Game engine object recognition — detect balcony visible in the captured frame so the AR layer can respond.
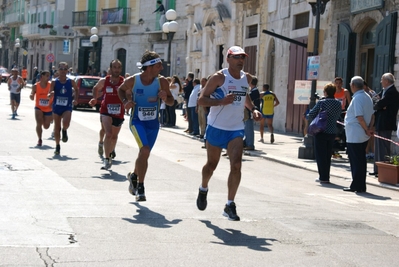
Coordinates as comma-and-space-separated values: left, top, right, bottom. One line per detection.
21, 23, 40, 39
21, 24, 74, 40
0, 23, 10, 35
72, 11, 100, 34
39, 24, 74, 40
101, 7, 131, 33
5, 12, 25, 26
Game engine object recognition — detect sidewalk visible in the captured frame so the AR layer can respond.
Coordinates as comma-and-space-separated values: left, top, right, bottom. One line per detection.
161, 108, 399, 192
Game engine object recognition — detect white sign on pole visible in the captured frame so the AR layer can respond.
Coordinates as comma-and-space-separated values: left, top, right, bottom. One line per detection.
307, 56, 320, 80
293, 80, 331, 104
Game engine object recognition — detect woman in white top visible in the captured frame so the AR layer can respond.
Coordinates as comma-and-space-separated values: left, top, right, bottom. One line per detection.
166, 75, 183, 127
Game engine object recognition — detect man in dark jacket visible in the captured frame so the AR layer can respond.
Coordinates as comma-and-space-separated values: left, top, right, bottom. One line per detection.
371, 73, 399, 176
183, 72, 194, 132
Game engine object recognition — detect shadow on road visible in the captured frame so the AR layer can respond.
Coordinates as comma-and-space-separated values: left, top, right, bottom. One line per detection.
92, 170, 127, 182
122, 202, 182, 228
200, 220, 277, 251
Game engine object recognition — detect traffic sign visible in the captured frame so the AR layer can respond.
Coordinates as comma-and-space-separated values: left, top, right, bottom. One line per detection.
46, 53, 55, 63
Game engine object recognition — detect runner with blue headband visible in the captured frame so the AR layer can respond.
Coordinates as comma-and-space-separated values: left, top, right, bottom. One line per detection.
117, 50, 174, 201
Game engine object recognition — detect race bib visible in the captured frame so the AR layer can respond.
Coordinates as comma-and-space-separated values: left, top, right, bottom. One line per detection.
39, 98, 49, 106
56, 97, 68, 106
229, 91, 246, 106
107, 104, 121, 115
106, 86, 113, 93
138, 106, 157, 121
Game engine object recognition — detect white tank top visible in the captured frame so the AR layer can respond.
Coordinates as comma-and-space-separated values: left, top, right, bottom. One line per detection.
207, 68, 249, 131
10, 77, 21, 94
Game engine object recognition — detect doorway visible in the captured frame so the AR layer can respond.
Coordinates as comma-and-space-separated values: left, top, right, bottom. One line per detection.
359, 23, 376, 87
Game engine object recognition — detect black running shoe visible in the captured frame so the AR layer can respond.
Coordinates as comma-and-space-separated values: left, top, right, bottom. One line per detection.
127, 172, 138, 195
62, 129, 68, 143
196, 189, 208, 211
223, 202, 240, 221
54, 144, 60, 155
110, 150, 116, 159
136, 185, 146, 201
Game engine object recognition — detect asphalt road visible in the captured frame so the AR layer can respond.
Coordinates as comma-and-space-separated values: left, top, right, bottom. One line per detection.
1, 84, 399, 266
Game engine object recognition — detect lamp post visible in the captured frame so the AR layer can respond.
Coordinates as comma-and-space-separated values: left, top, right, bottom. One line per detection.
15, 38, 20, 69
308, 0, 329, 109
162, 9, 178, 77
90, 27, 99, 75
298, 0, 330, 159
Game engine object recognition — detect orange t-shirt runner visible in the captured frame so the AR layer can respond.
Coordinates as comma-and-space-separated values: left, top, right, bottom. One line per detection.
35, 81, 53, 112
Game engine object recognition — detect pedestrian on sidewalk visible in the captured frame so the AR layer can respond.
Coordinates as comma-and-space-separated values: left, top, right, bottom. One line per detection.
118, 50, 174, 201
183, 72, 194, 133
165, 75, 182, 127
308, 83, 341, 184
370, 73, 399, 177
187, 78, 201, 135
244, 77, 260, 150
197, 77, 209, 140
343, 76, 374, 193
196, 46, 262, 221
259, 84, 279, 144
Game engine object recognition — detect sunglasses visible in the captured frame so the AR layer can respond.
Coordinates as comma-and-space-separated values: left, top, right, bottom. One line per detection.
229, 55, 246, 59
59, 67, 68, 71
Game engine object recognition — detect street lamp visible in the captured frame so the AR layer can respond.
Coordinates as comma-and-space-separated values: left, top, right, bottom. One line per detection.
15, 38, 20, 68
90, 27, 99, 75
162, 9, 178, 76
298, 0, 330, 159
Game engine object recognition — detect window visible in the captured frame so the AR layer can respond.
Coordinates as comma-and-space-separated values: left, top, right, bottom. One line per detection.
247, 24, 258, 39
293, 12, 309, 30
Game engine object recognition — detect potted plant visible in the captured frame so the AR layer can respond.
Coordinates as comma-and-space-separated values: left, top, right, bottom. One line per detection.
376, 155, 399, 185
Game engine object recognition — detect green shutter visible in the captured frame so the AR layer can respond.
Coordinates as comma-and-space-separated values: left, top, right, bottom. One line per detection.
118, 0, 127, 7
43, 11, 46, 23
372, 12, 398, 92
168, 0, 176, 10
88, 0, 97, 26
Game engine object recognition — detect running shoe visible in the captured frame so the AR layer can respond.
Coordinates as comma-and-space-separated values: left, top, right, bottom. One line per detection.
11, 113, 15, 120
54, 144, 60, 155
110, 150, 116, 159
101, 158, 112, 170
62, 129, 68, 143
127, 172, 138, 195
196, 189, 208, 211
98, 143, 104, 156
258, 138, 264, 143
223, 202, 240, 221
332, 152, 342, 159
136, 185, 146, 201
270, 133, 275, 144
37, 139, 42, 147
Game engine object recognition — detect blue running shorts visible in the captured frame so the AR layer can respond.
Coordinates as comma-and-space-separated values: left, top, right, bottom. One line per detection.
129, 119, 159, 150
205, 125, 244, 149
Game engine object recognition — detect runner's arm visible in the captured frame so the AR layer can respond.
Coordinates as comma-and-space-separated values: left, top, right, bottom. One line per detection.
198, 72, 233, 107
30, 84, 37, 101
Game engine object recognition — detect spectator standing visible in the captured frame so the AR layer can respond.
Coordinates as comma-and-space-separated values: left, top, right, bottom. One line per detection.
244, 77, 260, 150
183, 72, 194, 133
152, 1, 165, 29
308, 83, 342, 184
343, 76, 374, 192
32, 67, 39, 85
21, 66, 28, 87
166, 75, 182, 127
370, 73, 399, 176
197, 77, 209, 139
188, 78, 201, 135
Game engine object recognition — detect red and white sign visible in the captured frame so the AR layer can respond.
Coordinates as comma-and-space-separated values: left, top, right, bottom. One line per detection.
46, 53, 55, 63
